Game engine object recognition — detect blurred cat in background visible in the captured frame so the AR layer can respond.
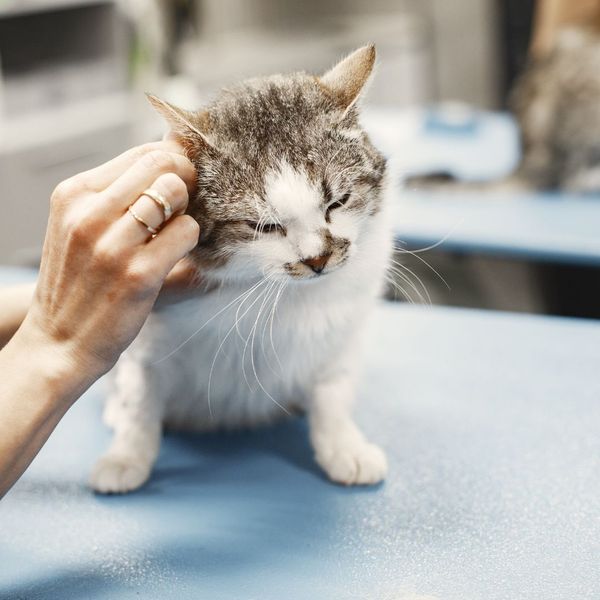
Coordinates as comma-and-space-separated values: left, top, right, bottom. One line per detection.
90, 45, 393, 494
410, 26, 600, 194
511, 26, 600, 192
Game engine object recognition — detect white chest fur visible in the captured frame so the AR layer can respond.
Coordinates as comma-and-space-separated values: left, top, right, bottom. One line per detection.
107, 207, 392, 432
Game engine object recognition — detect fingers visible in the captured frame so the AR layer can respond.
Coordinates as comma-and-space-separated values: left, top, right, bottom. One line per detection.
138, 215, 200, 281
155, 258, 205, 308
109, 172, 190, 248
102, 149, 196, 213
78, 140, 187, 192
162, 257, 200, 289
162, 130, 179, 143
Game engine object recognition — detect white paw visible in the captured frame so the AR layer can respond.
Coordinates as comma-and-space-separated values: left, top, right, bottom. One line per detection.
315, 439, 388, 486
89, 455, 152, 494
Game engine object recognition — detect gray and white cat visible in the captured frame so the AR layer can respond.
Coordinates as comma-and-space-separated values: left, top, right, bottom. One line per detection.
90, 45, 393, 494
510, 26, 600, 192
409, 26, 600, 194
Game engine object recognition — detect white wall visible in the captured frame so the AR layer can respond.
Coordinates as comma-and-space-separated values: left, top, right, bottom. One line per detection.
429, 0, 501, 108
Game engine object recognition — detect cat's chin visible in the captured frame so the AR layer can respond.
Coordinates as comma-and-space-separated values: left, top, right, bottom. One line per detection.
285, 270, 341, 284
210, 273, 328, 288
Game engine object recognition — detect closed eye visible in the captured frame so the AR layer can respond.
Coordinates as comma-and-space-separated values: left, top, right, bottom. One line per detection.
245, 220, 285, 234
326, 192, 351, 216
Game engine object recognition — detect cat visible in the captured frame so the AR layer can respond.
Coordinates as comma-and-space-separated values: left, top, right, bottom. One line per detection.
90, 45, 394, 494
408, 26, 600, 194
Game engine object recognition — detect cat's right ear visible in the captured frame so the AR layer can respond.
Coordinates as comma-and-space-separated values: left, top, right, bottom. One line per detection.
318, 44, 376, 114
146, 93, 215, 158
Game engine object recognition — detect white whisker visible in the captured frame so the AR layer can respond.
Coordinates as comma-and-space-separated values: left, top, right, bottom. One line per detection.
259, 280, 283, 377
395, 218, 464, 255
241, 279, 276, 391
387, 267, 425, 304
394, 248, 451, 290
238, 277, 291, 415
152, 278, 266, 365
389, 259, 432, 305
385, 274, 414, 304
206, 278, 271, 418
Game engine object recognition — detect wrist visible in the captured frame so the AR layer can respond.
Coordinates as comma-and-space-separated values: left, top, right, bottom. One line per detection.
0, 282, 36, 348
6, 319, 108, 409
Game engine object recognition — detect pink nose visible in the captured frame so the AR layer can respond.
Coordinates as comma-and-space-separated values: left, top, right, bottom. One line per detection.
302, 253, 331, 274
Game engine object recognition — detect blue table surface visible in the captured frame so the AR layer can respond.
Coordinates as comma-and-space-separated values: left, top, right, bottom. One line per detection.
363, 107, 600, 266
1, 268, 599, 600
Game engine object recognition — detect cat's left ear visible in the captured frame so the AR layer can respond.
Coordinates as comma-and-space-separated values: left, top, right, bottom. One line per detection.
318, 44, 376, 114
146, 93, 215, 158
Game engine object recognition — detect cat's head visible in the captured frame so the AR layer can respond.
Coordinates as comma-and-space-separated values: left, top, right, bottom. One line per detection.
148, 45, 386, 284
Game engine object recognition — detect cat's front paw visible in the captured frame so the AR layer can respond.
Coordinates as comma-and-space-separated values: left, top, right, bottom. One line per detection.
315, 439, 388, 486
89, 455, 152, 494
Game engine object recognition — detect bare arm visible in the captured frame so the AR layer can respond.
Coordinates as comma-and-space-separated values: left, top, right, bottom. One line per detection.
0, 325, 94, 494
0, 283, 35, 349
0, 140, 200, 498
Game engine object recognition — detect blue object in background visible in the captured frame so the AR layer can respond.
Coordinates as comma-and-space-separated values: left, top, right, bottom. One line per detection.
422, 102, 480, 137
362, 105, 521, 183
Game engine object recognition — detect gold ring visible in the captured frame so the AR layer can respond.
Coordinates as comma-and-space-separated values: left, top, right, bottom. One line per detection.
142, 188, 173, 221
128, 205, 158, 235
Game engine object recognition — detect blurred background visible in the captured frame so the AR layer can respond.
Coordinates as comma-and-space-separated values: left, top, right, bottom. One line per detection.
0, 0, 598, 317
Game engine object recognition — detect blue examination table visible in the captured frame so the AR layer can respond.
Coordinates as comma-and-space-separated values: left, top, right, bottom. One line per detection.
1, 268, 599, 599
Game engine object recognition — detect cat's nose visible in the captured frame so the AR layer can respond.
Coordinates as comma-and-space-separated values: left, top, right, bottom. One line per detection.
302, 253, 331, 274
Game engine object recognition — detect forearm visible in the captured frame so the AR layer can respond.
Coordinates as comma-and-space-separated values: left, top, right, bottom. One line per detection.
0, 283, 35, 348
0, 325, 97, 498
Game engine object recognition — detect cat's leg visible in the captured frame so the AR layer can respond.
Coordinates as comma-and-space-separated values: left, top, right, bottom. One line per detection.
90, 357, 164, 494
308, 369, 387, 486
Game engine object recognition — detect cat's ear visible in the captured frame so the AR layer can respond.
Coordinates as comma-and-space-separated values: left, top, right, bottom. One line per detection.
146, 93, 215, 157
318, 44, 376, 112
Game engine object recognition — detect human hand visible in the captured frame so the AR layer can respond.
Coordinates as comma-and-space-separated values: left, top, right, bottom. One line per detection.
18, 141, 200, 382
